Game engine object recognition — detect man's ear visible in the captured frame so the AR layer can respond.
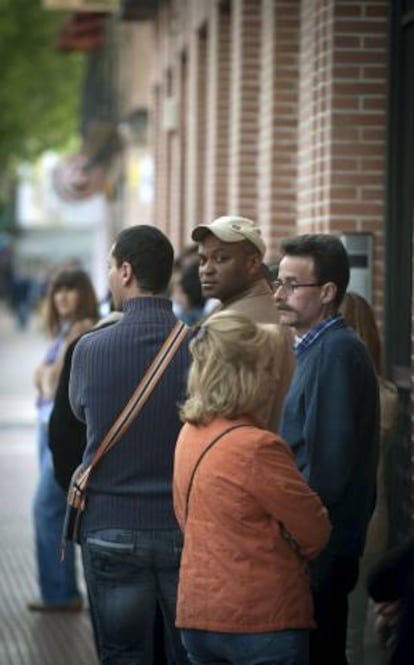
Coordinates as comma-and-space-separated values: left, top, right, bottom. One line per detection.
121, 261, 134, 286
247, 252, 262, 276
320, 281, 337, 305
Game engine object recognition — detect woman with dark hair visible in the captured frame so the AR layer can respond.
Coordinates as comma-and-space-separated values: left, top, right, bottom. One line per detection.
28, 268, 98, 612
340, 291, 398, 665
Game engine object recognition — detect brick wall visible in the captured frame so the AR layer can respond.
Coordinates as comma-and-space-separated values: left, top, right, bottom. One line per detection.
182, 28, 208, 238
151, 84, 165, 233
331, 1, 388, 319
168, 57, 186, 250
150, 0, 388, 288
151, 6, 171, 238
151, 2, 211, 245
205, 2, 231, 220
228, 0, 261, 220
297, 0, 388, 323
297, 0, 333, 235
258, 0, 300, 259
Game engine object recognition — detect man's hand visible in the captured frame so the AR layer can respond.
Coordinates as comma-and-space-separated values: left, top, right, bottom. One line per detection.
374, 601, 399, 648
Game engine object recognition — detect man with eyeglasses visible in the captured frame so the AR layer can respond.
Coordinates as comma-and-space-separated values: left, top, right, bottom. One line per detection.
275, 233, 380, 665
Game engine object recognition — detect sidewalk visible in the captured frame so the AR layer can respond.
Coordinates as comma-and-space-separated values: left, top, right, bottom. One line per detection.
0, 304, 97, 665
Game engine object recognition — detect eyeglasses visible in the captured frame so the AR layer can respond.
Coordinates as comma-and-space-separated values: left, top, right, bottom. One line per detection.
272, 279, 322, 295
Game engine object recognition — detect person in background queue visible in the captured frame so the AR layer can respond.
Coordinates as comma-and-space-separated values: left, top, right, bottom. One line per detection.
29, 268, 98, 612
340, 291, 399, 665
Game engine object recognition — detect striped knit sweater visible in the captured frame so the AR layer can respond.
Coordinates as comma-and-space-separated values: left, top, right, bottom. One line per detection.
69, 297, 190, 532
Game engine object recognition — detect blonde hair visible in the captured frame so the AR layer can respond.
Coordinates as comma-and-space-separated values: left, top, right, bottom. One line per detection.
180, 310, 283, 426
340, 291, 381, 374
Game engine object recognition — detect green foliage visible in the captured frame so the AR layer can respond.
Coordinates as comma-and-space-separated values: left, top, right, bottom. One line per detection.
0, 0, 84, 170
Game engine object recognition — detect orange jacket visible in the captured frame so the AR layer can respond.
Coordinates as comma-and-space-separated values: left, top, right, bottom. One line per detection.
173, 416, 331, 633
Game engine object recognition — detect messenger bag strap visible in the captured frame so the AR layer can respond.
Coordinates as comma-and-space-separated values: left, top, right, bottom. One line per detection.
184, 424, 251, 523
76, 320, 188, 493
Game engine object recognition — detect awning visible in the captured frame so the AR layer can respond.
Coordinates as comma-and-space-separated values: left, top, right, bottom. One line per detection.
56, 12, 107, 51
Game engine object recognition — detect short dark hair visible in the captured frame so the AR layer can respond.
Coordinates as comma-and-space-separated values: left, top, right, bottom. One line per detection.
280, 234, 350, 307
112, 225, 174, 294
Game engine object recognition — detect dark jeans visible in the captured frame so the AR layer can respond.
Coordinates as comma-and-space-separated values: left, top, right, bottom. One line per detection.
181, 628, 309, 665
310, 552, 359, 665
81, 528, 190, 665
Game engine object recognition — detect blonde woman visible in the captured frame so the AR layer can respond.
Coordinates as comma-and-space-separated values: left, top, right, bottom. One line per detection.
173, 311, 331, 665
29, 268, 98, 612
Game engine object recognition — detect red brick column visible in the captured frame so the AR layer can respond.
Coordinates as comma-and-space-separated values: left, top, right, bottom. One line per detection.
297, 0, 333, 235
151, 8, 171, 238
151, 83, 168, 235
331, 1, 388, 312
205, 2, 231, 221
183, 28, 208, 239
258, 0, 300, 259
228, 0, 261, 219
168, 58, 187, 251
297, 0, 388, 310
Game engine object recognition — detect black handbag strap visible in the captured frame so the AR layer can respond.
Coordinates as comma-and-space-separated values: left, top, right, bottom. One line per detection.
184, 424, 250, 522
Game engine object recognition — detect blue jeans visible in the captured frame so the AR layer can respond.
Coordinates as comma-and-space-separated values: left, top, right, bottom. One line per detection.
81, 527, 190, 665
33, 419, 80, 603
181, 629, 309, 665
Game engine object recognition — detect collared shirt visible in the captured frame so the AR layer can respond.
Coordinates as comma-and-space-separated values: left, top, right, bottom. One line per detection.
294, 315, 342, 356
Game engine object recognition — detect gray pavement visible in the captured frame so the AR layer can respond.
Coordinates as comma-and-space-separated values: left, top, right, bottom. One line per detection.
0, 304, 97, 665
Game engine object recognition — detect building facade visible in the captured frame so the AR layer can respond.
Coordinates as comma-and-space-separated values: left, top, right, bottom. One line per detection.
135, 0, 413, 536
44, 0, 414, 535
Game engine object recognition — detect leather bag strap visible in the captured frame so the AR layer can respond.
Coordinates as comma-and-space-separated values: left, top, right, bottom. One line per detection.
184, 424, 250, 522
76, 320, 188, 493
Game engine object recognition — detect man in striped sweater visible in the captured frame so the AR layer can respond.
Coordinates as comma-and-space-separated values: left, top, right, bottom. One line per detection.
69, 225, 191, 665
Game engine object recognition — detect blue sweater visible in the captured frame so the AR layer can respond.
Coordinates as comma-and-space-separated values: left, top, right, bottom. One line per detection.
69, 297, 190, 532
280, 318, 379, 558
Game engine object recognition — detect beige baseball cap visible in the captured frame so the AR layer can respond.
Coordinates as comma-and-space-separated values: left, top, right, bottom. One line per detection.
191, 215, 266, 256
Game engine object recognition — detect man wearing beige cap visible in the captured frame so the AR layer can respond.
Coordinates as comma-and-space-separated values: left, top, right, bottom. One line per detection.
192, 215, 294, 430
